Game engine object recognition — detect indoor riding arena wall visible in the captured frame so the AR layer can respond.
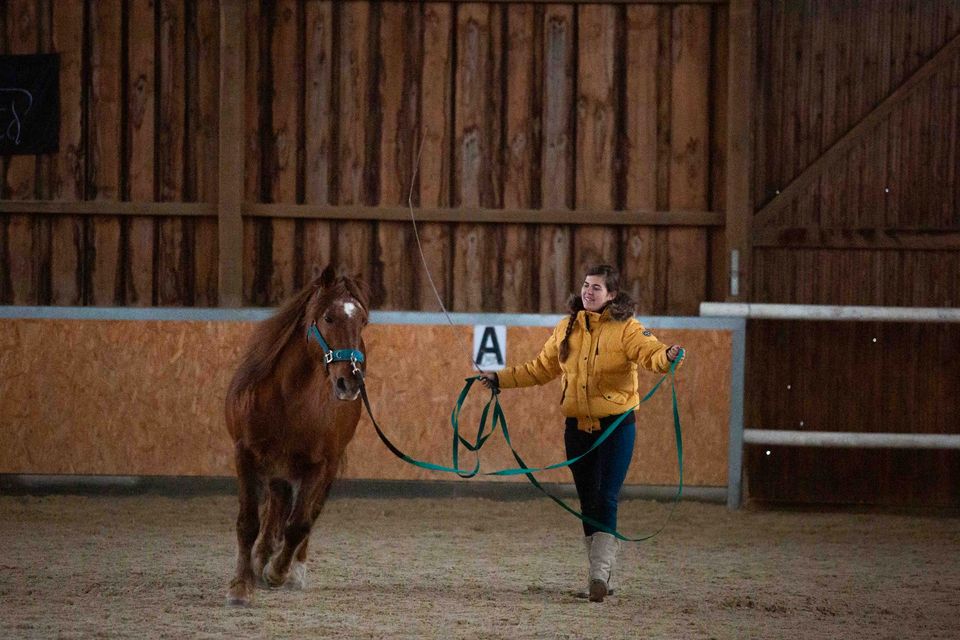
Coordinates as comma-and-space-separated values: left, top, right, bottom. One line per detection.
0, 312, 732, 489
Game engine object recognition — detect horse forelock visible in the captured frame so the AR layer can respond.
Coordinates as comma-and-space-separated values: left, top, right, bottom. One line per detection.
309, 275, 370, 320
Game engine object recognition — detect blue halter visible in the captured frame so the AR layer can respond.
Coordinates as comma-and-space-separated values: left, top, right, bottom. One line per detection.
308, 323, 365, 369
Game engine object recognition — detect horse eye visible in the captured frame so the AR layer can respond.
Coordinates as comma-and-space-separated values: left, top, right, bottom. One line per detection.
323, 314, 333, 323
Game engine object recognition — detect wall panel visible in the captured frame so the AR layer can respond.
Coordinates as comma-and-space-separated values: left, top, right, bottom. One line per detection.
0, 1, 727, 315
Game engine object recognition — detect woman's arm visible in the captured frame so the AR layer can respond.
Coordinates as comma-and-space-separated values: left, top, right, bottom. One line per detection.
482, 321, 565, 390
622, 320, 681, 373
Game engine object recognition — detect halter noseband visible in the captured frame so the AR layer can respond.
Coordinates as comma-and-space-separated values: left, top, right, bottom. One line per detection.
308, 323, 365, 374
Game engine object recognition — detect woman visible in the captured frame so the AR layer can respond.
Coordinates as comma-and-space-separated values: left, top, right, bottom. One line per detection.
479, 264, 683, 603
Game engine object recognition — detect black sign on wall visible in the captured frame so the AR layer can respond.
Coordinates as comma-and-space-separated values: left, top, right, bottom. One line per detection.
0, 54, 60, 155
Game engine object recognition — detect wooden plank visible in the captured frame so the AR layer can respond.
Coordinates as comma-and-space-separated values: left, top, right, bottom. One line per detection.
454, 3, 501, 209
707, 1, 728, 303
667, 4, 710, 314
157, 0, 186, 305
35, 0, 53, 205
503, 4, 537, 211
751, 0, 769, 209
217, 0, 244, 307
621, 5, 659, 312
415, 2, 454, 311
304, 1, 333, 205
803, 0, 825, 227
538, 4, 574, 311
243, 0, 266, 304
4, 213, 34, 304
51, 0, 84, 202
88, 0, 123, 306
652, 5, 672, 313
242, 217, 260, 305
0, 201, 214, 215
87, 0, 122, 202
269, 0, 299, 206
337, 1, 373, 281
778, 1, 799, 223
193, 0, 219, 204
301, 217, 332, 283
127, 0, 156, 203
539, 4, 574, 210
428, 0, 729, 4
266, 0, 299, 303
190, 0, 218, 309
789, 1, 807, 181
753, 227, 960, 251
4, 0, 38, 201
0, 199, 720, 225
573, 4, 619, 275
931, 37, 952, 230
126, 0, 157, 306
376, 2, 419, 309
756, 15, 960, 228
242, 203, 722, 225
302, 0, 333, 285
244, 0, 262, 203
453, 3, 502, 311
4, 0, 39, 304
951, 53, 960, 229
502, 4, 537, 312
378, 2, 419, 207
338, 1, 371, 206
48, 1, 84, 305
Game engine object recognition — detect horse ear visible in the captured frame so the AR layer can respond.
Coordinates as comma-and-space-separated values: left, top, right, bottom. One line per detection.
317, 264, 336, 289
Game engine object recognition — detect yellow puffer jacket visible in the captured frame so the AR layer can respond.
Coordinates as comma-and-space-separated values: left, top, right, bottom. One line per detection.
497, 306, 674, 432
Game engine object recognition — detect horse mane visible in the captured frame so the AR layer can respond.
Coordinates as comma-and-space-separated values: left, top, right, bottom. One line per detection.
231, 272, 370, 393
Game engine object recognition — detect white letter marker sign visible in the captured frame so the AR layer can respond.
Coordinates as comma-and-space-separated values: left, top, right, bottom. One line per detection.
473, 325, 506, 372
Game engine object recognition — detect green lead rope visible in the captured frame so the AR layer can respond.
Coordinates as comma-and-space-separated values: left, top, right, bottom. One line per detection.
358, 350, 684, 541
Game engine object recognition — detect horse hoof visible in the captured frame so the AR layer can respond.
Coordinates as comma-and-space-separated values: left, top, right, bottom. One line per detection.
262, 558, 286, 588
285, 561, 308, 590
226, 579, 254, 606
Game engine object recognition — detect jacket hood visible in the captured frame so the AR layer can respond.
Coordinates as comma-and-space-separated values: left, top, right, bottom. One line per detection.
565, 292, 635, 321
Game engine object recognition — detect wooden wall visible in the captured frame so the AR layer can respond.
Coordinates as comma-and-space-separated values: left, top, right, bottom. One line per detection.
751, 0, 960, 305
0, 0, 220, 307
0, 317, 731, 489
0, 1, 728, 315
744, 0, 960, 506
242, 0, 729, 313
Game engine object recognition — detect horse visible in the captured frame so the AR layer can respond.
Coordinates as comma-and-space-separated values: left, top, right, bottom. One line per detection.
224, 265, 370, 606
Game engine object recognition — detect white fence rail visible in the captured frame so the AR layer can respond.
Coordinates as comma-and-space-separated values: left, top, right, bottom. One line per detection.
700, 302, 960, 508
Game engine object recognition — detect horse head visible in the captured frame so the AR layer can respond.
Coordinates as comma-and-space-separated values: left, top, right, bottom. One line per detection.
305, 265, 370, 401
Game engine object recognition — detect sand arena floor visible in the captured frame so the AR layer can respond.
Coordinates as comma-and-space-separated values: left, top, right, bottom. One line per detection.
0, 493, 957, 639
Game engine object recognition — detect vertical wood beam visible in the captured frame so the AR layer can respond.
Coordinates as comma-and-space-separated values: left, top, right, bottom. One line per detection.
725, 0, 755, 301
218, 2, 245, 307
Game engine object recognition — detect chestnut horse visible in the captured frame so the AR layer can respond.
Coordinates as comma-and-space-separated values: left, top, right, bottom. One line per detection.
225, 266, 369, 606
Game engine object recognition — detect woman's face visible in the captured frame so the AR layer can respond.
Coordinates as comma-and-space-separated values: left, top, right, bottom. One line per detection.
581, 275, 616, 312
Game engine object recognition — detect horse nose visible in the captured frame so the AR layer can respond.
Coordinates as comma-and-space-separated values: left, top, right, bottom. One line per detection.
335, 376, 359, 400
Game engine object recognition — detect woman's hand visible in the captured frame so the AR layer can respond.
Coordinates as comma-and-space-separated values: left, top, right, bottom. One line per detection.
666, 344, 684, 362
478, 372, 499, 390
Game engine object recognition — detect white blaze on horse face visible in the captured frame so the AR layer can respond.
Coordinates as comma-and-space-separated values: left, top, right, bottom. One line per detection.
343, 301, 358, 318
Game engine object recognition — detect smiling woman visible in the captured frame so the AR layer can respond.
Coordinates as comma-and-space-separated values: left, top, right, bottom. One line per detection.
478, 264, 685, 601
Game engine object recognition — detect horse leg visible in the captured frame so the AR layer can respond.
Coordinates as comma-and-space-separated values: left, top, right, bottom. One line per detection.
226, 445, 262, 606
263, 460, 333, 588
285, 473, 336, 590
252, 479, 292, 581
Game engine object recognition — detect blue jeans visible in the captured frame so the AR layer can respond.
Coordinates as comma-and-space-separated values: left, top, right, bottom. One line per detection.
564, 412, 637, 536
